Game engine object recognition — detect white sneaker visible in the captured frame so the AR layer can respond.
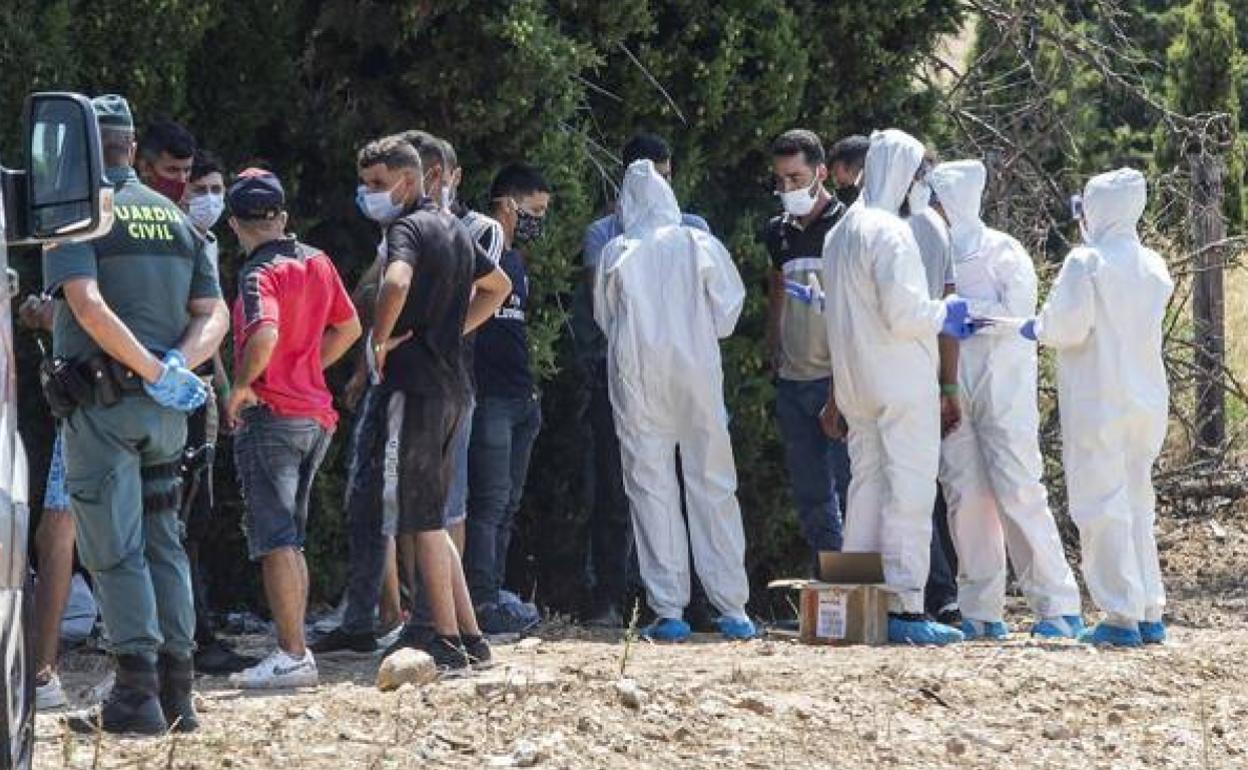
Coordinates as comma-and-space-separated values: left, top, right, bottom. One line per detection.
35, 672, 68, 710
229, 648, 318, 689
376, 622, 404, 654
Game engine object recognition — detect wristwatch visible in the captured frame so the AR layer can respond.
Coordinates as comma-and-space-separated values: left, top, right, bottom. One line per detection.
940, 383, 960, 396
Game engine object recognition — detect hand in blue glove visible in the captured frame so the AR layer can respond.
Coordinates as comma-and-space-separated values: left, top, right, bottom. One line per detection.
164, 349, 189, 371
1020, 318, 1037, 341
145, 351, 208, 412
785, 279, 826, 312
940, 297, 975, 340
784, 279, 815, 306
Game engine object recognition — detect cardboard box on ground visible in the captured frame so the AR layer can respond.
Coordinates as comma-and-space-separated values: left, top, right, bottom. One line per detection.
768, 553, 892, 646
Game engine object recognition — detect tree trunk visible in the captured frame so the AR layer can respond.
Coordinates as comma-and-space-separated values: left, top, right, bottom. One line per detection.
1190, 152, 1226, 460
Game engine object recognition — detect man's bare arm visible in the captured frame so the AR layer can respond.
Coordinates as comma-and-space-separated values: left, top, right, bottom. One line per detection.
766, 269, 784, 372
177, 297, 230, 369
464, 266, 512, 334
234, 326, 278, 390
62, 278, 163, 383
372, 261, 413, 348
321, 316, 363, 369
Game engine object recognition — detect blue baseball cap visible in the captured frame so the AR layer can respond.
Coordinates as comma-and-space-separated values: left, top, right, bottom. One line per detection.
227, 167, 285, 220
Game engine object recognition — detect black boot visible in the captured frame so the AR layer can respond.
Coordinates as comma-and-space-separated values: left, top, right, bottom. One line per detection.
158, 654, 200, 733
66, 655, 167, 736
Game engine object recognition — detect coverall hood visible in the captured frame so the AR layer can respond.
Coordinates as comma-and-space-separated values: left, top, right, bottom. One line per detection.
862, 129, 926, 215
620, 159, 682, 236
1082, 167, 1147, 245
929, 159, 988, 261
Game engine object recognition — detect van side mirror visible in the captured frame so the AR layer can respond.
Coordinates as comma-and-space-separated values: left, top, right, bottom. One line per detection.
1, 92, 113, 246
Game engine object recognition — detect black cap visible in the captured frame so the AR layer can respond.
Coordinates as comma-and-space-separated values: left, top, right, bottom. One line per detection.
227, 168, 285, 220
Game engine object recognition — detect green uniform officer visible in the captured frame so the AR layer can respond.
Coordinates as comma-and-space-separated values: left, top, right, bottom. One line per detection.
47, 95, 229, 736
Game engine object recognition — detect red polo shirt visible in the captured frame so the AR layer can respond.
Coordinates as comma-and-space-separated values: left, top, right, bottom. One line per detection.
232, 237, 355, 430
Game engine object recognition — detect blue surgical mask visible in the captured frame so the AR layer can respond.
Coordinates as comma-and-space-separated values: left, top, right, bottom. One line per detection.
356, 183, 404, 223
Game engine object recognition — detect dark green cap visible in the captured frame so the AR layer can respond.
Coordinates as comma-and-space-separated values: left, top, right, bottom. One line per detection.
91, 94, 133, 130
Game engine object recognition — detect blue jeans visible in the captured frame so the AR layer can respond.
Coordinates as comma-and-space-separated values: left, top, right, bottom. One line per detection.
925, 487, 959, 616
775, 378, 849, 569
342, 387, 389, 635
465, 394, 542, 608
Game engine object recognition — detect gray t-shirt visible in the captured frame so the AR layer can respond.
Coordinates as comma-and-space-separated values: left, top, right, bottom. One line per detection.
908, 208, 955, 300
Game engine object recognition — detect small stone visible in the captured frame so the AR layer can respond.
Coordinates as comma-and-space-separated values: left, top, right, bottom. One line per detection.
1108, 712, 1124, 726
516, 637, 543, 652
861, 728, 879, 742
946, 737, 968, 756
376, 648, 438, 691
1043, 723, 1075, 741
511, 739, 541, 767
698, 698, 729, 717
614, 678, 648, 709
576, 715, 597, 733
303, 705, 326, 721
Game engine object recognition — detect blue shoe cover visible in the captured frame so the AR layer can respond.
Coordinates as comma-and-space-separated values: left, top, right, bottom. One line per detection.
1139, 621, 1166, 645
717, 617, 759, 640
888, 616, 965, 645
1032, 615, 1085, 639
640, 617, 690, 642
961, 619, 1009, 640
1078, 621, 1143, 647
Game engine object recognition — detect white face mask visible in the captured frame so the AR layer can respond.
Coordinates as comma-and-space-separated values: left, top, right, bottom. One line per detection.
907, 179, 931, 217
187, 193, 224, 231
356, 182, 404, 223
779, 179, 819, 217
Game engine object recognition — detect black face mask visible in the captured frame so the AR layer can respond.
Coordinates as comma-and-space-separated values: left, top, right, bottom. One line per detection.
514, 209, 545, 244
835, 185, 859, 206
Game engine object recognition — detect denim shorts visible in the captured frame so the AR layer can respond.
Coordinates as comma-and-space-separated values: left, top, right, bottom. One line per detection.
234, 407, 332, 561
45, 430, 70, 511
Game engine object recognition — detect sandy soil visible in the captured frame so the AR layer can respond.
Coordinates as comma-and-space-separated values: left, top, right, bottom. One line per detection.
32, 507, 1248, 770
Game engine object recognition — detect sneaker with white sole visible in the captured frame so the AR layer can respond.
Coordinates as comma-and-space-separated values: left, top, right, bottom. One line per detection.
376, 621, 404, 653
35, 671, 68, 710
228, 648, 318, 689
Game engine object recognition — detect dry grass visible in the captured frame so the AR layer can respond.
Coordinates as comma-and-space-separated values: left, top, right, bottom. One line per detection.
1225, 266, 1248, 386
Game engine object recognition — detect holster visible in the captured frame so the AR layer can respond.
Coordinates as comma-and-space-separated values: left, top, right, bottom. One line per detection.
40, 356, 92, 419
40, 352, 149, 418
179, 386, 219, 524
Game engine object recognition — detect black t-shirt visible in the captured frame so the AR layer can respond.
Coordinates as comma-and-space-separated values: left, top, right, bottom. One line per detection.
474, 248, 532, 398
759, 198, 845, 272
382, 200, 495, 397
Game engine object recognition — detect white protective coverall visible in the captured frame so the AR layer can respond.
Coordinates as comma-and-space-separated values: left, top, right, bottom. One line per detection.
1034, 168, 1172, 626
821, 129, 948, 614
928, 160, 1081, 622
594, 160, 750, 622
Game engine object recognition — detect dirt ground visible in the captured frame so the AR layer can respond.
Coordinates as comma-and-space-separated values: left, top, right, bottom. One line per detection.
33, 505, 1248, 770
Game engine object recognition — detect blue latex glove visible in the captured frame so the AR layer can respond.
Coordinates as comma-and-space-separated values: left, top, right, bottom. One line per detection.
164, 349, 188, 371
783, 278, 823, 308
940, 297, 974, 340
1020, 318, 1037, 341
145, 351, 208, 412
